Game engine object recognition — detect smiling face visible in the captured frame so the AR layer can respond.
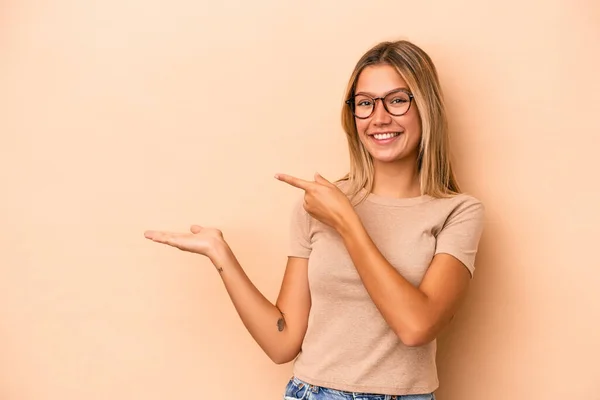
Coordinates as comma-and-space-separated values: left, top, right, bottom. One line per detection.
353, 64, 422, 168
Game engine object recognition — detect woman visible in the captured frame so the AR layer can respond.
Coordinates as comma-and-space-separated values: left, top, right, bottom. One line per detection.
144, 39, 485, 400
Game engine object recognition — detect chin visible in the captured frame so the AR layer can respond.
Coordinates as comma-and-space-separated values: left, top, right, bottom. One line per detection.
370, 150, 417, 165
373, 156, 405, 164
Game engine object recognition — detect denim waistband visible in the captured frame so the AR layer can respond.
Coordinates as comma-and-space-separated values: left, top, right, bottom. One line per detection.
283, 376, 436, 400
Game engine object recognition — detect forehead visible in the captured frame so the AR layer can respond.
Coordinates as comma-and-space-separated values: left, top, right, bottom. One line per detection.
355, 64, 408, 95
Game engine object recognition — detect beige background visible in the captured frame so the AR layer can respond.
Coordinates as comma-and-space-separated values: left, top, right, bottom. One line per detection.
1, 1, 599, 399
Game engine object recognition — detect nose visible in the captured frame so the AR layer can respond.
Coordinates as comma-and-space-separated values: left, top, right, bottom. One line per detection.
372, 98, 392, 125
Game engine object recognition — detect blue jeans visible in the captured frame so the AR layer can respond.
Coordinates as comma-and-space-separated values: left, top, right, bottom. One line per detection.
283, 376, 436, 400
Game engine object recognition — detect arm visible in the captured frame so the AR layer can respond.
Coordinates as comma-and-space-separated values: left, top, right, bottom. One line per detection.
273, 172, 483, 347
337, 216, 471, 347
213, 243, 311, 364
144, 225, 311, 364
336, 201, 484, 347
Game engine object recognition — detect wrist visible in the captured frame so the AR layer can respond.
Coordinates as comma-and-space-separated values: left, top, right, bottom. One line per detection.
336, 210, 362, 238
208, 238, 232, 270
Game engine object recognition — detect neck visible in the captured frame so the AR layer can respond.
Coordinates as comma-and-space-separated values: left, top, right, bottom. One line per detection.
371, 158, 421, 199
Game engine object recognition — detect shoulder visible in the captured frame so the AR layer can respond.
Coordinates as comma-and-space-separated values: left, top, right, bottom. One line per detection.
430, 192, 485, 232
452, 192, 483, 211
429, 193, 486, 276
431, 192, 484, 213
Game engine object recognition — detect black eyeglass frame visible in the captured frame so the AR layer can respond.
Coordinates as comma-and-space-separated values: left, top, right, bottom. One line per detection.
345, 89, 414, 119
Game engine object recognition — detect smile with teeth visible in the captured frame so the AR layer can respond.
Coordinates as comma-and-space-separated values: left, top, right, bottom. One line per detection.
372, 132, 401, 140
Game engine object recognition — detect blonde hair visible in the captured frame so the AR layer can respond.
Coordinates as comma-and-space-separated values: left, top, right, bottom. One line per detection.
338, 40, 461, 204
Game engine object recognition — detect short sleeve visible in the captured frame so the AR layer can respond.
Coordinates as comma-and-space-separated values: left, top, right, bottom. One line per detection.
434, 196, 485, 277
288, 196, 312, 258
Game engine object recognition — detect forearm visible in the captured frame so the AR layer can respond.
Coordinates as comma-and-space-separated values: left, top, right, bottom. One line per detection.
210, 244, 298, 363
337, 215, 435, 345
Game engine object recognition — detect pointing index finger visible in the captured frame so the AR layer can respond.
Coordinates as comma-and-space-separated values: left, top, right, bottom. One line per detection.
275, 173, 312, 190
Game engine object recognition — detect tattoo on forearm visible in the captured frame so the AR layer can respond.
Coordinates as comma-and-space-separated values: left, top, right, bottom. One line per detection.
276, 306, 286, 332
216, 267, 223, 274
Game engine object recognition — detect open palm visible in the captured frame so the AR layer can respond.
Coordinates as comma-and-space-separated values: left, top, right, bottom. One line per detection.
144, 225, 224, 260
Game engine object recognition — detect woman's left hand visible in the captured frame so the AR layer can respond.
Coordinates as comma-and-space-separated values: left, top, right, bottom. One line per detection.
275, 172, 356, 233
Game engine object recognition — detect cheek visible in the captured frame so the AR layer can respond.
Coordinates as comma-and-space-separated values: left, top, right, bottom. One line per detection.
355, 119, 369, 136
407, 108, 422, 133
396, 113, 422, 141
354, 120, 371, 148
407, 119, 421, 139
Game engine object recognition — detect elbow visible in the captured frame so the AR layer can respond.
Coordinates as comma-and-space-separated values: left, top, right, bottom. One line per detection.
268, 349, 300, 365
395, 325, 436, 348
263, 334, 303, 364
270, 354, 292, 365
270, 355, 298, 365
401, 333, 434, 348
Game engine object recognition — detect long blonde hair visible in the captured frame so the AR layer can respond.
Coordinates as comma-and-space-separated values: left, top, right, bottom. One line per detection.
338, 40, 461, 204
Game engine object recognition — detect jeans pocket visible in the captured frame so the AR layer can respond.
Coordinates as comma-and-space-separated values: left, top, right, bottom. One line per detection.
402, 394, 435, 400
283, 376, 308, 399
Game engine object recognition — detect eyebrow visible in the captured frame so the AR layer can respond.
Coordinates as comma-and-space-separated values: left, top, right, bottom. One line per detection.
354, 87, 410, 96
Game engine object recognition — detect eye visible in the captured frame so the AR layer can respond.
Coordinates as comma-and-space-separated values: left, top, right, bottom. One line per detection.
355, 95, 373, 107
389, 95, 409, 104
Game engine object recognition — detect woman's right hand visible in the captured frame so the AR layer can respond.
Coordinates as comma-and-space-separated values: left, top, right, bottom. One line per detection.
144, 224, 227, 263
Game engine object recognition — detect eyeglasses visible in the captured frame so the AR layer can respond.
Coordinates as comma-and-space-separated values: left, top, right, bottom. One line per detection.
345, 89, 414, 119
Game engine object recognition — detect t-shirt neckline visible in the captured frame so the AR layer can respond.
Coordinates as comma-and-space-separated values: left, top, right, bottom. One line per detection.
358, 189, 433, 207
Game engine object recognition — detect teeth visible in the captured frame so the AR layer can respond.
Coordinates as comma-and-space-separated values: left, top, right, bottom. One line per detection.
373, 132, 400, 140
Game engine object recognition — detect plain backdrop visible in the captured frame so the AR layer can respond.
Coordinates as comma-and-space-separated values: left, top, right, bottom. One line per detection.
1, 1, 599, 399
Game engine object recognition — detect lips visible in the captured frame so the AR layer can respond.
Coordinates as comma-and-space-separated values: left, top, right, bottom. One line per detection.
367, 131, 403, 144
370, 132, 401, 140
